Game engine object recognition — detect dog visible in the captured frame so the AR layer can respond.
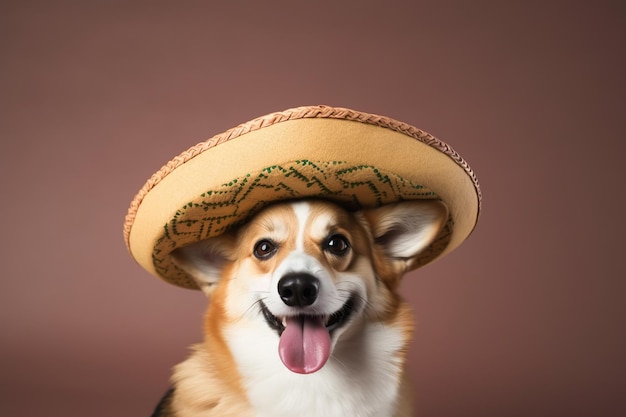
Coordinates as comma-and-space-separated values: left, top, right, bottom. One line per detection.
154, 198, 448, 417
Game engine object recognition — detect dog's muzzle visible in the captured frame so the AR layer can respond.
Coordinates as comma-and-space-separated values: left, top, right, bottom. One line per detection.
260, 274, 357, 375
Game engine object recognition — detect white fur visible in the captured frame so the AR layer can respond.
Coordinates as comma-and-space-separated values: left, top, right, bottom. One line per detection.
292, 201, 310, 251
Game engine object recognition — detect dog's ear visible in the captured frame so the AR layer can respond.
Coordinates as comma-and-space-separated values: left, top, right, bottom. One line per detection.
363, 200, 448, 274
171, 233, 236, 297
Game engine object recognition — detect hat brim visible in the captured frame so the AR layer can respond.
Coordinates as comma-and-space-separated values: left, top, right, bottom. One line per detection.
124, 105, 481, 289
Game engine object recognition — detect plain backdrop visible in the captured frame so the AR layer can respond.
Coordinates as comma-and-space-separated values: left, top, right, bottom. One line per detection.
1, 1, 625, 416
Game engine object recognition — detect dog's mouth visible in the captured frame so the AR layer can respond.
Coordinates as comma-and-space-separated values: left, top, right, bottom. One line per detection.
260, 295, 357, 336
260, 295, 357, 375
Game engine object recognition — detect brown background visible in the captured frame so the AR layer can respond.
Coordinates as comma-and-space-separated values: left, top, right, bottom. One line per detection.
1, 1, 625, 416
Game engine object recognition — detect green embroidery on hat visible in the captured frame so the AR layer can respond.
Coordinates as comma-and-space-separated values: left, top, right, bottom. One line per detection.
152, 160, 449, 288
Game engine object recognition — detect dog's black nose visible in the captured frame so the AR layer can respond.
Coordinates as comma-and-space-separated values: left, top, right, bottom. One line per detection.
278, 274, 320, 307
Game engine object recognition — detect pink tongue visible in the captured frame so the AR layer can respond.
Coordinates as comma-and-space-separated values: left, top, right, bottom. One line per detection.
278, 316, 331, 374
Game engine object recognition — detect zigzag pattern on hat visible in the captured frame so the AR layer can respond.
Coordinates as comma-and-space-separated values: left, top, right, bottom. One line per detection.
151, 160, 451, 289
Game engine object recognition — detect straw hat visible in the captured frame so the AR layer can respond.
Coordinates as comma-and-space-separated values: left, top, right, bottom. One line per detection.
123, 105, 481, 289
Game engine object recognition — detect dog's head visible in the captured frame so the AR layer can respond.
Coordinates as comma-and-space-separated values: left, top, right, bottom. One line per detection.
172, 199, 447, 374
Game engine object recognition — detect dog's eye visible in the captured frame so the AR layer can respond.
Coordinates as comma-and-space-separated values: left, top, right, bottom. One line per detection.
254, 239, 277, 259
323, 234, 350, 256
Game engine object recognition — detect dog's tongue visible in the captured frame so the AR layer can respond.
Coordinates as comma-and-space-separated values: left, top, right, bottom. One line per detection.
278, 316, 330, 374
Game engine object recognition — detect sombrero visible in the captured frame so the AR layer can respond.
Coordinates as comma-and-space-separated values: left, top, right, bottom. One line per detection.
123, 105, 481, 289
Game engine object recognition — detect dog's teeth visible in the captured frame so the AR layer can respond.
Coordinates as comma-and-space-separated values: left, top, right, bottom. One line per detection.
282, 317, 287, 327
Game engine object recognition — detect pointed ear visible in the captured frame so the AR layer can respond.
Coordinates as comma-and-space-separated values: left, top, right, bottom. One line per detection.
363, 200, 448, 273
171, 233, 235, 297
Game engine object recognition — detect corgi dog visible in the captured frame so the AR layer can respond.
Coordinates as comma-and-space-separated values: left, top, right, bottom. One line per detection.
155, 198, 448, 417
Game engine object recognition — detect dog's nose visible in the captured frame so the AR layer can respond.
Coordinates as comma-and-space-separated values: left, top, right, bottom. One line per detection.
278, 274, 320, 307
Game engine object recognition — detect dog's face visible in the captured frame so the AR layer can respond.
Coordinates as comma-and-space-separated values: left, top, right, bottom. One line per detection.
173, 199, 447, 375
